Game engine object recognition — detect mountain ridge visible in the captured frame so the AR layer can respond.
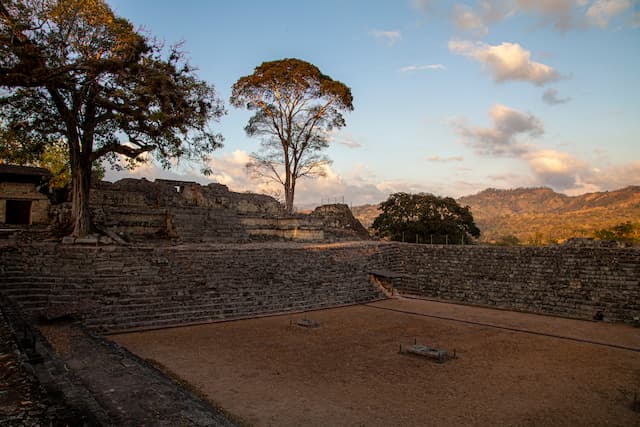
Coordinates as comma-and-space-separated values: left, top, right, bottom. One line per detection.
352, 186, 640, 244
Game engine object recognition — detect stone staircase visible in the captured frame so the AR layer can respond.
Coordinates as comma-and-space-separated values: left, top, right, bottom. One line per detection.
0, 243, 389, 334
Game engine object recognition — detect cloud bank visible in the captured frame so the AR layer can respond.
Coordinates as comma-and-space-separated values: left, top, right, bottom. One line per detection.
453, 103, 639, 194
453, 104, 543, 155
449, 0, 635, 34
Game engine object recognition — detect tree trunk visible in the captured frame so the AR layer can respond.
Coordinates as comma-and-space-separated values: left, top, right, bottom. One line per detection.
284, 183, 295, 215
70, 160, 92, 237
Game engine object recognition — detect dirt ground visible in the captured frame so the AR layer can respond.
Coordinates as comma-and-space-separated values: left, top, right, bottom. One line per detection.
112, 298, 640, 427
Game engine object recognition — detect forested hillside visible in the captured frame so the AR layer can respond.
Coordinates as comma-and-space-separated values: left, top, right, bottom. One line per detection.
352, 186, 640, 245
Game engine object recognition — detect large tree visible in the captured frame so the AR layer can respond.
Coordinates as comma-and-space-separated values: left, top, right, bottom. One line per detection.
230, 58, 353, 214
0, 0, 224, 236
372, 192, 481, 244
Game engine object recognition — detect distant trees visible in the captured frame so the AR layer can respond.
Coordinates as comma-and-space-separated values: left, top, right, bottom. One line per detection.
0, 0, 225, 236
372, 192, 480, 244
594, 221, 640, 244
231, 58, 353, 214
493, 234, 521, 246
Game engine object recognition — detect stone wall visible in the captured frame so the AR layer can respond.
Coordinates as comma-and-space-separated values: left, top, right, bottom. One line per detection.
1, 241, 638, 333
88, 179, 331, 242
385, 242, 640, 323
309, 204, 370, 241
0, 242, 388, 333
0, 182, 50, 225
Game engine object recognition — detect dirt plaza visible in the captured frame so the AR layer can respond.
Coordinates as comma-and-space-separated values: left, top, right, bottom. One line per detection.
112, 298, 640, 427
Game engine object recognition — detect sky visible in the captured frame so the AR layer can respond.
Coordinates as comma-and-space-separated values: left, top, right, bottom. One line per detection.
105, 0, 640, 208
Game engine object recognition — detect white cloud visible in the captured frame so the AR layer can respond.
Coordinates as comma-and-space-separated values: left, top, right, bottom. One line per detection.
452, 4, 490, 35
453, 104, 544, 155
524, 149, 590, 189
448, 1, 634, 33
515, 0, 588, 30
586, 160, 640, 190
337, 139, 363, 149
451, 1, 512, 35
586, 0, 632, 28
368, 29, 402, 46
427, 155, 464, 162
400, 64, 446, 72
449, 39, 560, 85
542, 88, 571, 105
522, 150, 640, 194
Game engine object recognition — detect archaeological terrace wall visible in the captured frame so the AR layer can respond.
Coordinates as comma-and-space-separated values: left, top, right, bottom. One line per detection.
0, 240, 638, 334
382, 241, 640, 323
0, 242, 389, 333
86, 179, 369, 243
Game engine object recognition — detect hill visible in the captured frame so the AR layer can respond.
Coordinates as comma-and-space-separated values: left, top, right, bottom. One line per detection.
352, 186, 640, 244
350, 204, 380, 230
458, 186, 640, 244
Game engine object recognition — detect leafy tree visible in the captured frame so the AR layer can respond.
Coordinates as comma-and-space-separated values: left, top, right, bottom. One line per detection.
0, 0, 224, 236
230, 58, 353, 214
33, 139, 72, 189
372, 192, 480, 244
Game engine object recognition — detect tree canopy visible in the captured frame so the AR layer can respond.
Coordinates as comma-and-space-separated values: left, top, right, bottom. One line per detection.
372, 192, 481, 244
230, 58, 353, 214
0, 0, 224, 236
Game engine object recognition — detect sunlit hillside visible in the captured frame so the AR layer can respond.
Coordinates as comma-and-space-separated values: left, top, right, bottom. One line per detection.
352, 186, 640, 245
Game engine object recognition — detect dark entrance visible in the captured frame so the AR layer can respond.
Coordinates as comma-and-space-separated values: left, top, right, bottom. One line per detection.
5, 200, 32, 224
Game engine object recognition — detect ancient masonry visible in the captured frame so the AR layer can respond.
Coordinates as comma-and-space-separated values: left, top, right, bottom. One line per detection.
78, 178, 369, 242
0, 164, 50, 226
0, 240, 638, 335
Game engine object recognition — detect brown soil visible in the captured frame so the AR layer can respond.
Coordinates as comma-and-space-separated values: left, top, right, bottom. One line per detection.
111, 298, 640, 427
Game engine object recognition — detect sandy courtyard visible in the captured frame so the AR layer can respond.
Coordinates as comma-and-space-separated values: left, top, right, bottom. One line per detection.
112, 298, 640, 426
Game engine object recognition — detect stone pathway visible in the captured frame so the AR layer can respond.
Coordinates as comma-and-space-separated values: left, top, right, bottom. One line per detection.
1, 294, 237, 427
37, 321, 237, 426
0, 308, 75, 426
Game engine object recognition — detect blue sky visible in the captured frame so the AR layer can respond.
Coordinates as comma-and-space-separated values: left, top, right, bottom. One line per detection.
106, 0, 640, 207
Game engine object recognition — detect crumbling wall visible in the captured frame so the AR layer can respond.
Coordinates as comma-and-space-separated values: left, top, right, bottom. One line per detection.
309, 204, 369, 241
88, 179, 327, 242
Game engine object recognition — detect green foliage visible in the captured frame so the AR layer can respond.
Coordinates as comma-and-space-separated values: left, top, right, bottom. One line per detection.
594, 221, 640, 244
371, 192, 480, 244
230, 58, 353, 214
1, 0, 225, 235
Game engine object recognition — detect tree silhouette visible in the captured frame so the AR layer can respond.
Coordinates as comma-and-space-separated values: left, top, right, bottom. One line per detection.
1, 0, 224, 236
372, 192, 480, 244
231, 58, 353, 214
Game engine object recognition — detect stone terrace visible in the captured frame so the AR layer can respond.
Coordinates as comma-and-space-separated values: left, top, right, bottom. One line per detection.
0, 241, 389, 333
0, 240, 638, 335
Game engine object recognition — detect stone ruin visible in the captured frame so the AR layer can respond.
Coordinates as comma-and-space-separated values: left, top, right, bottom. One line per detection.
0, 165, 50, 228
49, 177, 369, 243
